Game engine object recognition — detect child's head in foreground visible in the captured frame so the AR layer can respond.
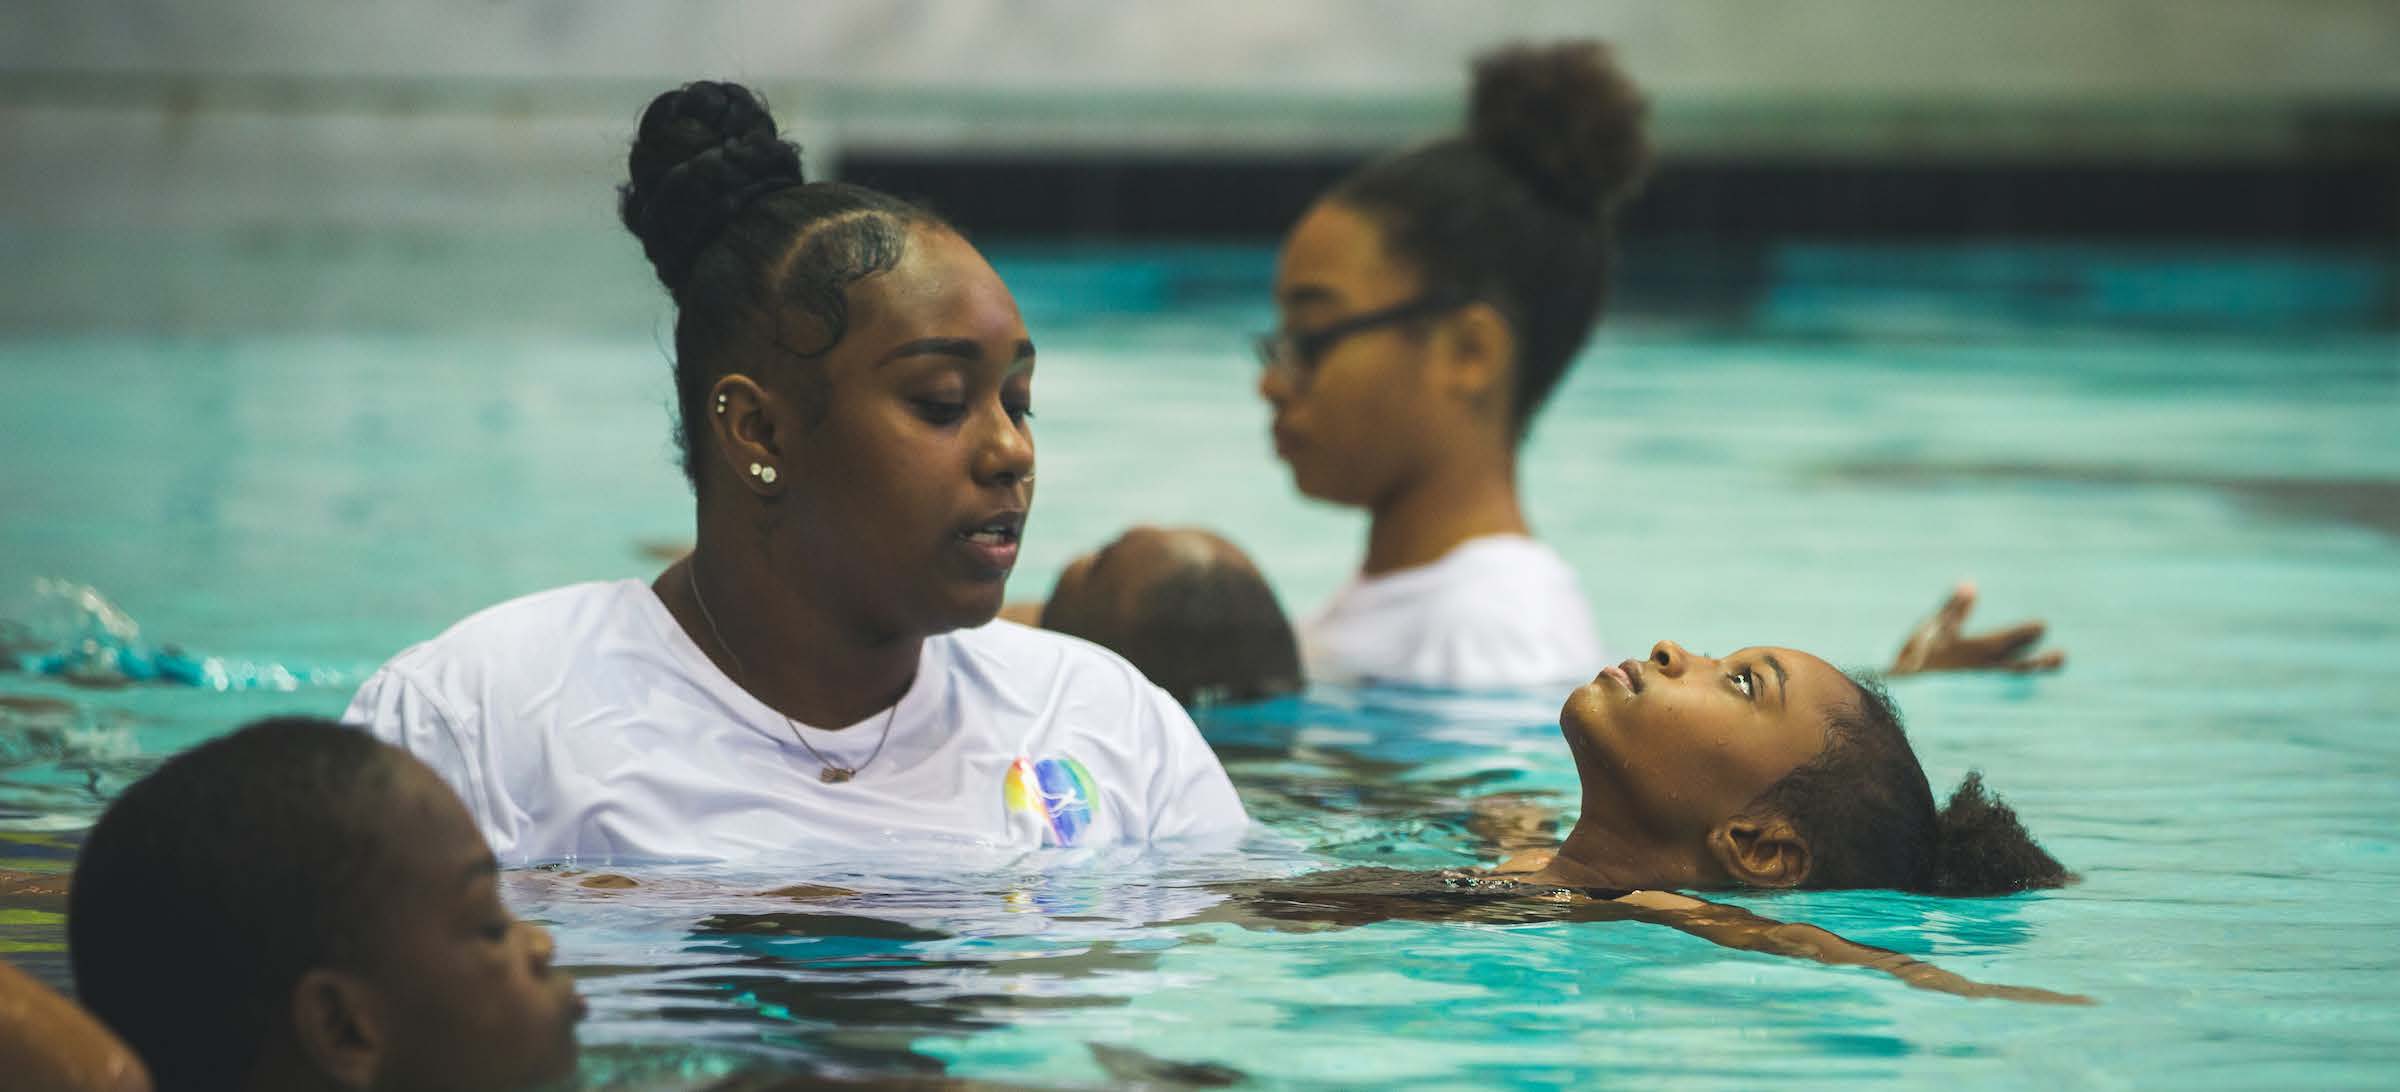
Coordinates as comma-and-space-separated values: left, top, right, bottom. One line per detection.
1039, 526, 1303, 707
1563, 642, 2070, 895
70, 717, 583, 1092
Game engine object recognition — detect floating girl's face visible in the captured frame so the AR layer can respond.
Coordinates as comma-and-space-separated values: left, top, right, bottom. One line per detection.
1260, 200, 1450, 508
1559, 641, 1850, 847
757, 224, 1036, 637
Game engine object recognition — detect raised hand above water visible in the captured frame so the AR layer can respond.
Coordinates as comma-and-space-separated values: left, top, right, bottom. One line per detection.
1890, 582, 2066, 676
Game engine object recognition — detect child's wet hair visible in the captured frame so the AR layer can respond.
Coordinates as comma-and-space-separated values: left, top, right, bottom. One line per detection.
1740, 675, 2072, 895
1124, 562, 1302, 707
1042, 546, 1303, 707
1329, 40, 1651, 438
68, 716, 407, 1089
618, 80, 944, 490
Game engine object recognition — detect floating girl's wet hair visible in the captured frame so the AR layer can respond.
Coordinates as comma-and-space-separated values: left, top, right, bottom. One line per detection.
1741, 676, 2072, 895
1329, 40, 1651, 439
619, 80, 942, 490
69, 717, 406, 1090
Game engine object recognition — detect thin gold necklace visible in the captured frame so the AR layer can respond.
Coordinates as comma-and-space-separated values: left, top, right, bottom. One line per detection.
685, 564, 896, 784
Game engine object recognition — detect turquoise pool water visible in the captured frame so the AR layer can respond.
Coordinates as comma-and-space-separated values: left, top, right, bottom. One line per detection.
3, 245, 2397, 1088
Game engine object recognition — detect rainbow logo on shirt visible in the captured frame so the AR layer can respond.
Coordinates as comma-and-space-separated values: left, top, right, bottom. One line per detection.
1004, 756, 1097, 848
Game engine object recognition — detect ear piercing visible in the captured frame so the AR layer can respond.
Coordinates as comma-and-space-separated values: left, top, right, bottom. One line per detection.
725, 396, 775, 485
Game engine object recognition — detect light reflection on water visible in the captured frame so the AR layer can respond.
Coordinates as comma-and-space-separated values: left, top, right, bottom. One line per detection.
2, 245, 2398, 1087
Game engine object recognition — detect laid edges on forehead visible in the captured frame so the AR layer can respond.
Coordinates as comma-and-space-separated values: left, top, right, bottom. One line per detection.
756, 204, 921, 360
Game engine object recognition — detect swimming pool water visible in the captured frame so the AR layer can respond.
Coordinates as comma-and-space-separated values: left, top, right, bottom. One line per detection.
3, 245, 2397, 1088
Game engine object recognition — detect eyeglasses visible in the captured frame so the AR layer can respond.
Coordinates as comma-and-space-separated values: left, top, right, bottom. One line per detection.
1253, 295, 1463, 389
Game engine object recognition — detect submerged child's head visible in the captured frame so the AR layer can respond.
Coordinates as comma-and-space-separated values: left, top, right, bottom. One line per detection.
1560, 642, 2068, 895
1040, 527, 1302, 707
70, 718, 583, 1092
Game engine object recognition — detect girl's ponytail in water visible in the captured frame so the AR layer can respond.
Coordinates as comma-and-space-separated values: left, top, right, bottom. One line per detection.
1929, 772, 2073, 896
1740, 676, 2072, 895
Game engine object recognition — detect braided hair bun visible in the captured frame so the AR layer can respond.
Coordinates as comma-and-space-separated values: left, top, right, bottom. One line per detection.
1468, 41, 1651, 219
618, 81, 807, 300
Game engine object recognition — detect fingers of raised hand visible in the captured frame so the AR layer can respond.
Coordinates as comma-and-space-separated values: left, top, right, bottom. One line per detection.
1935, 582, 1978, 632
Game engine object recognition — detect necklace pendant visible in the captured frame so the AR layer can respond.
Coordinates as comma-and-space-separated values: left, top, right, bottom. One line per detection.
818, 766, 855, 784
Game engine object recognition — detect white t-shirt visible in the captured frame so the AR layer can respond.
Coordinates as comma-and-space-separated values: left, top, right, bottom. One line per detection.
1299, 535, 1605, 691
342, 580, 1247, 865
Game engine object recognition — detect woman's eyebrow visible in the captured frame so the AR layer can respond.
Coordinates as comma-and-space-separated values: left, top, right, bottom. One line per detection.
1762, 654, 1789, 705
880, 337, 1038, 367
881, 337, 985, 365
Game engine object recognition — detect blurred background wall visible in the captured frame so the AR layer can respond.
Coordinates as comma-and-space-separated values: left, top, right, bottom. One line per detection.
3, 0, 2395, 331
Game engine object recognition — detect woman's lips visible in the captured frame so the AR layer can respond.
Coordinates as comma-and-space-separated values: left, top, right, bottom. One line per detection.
956, 532, 1019, 578
1596, 658, 1645, 695
955, 512, 1024, 579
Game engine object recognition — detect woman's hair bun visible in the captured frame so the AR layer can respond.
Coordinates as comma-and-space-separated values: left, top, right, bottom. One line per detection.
1468, 41, 1652, 218
619, 80, 807, 297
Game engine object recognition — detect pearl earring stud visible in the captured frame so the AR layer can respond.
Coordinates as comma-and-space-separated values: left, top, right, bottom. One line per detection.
714, 393, 728, 415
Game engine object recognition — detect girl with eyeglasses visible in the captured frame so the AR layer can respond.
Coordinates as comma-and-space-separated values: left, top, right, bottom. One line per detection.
1258, 42, 2059, 689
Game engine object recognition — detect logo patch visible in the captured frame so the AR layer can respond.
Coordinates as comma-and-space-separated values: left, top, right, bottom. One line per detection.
1004, 756, 1097, 847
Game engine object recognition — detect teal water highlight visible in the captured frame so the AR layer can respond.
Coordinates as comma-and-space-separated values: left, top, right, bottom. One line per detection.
1, 244, 2396, 1088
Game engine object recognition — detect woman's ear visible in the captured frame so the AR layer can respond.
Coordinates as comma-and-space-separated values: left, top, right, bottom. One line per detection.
290, 968, 383, 1088
709, 374, 787, 495
1431, 302, 1516, 410
1708, 814, 1812, 889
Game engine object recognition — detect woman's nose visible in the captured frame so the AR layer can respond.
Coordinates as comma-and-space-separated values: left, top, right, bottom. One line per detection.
1650, 640, 1692, 677
975, 408, 1037, 488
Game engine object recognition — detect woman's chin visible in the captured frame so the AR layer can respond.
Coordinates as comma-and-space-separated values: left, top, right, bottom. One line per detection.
930, 586, 1008, 632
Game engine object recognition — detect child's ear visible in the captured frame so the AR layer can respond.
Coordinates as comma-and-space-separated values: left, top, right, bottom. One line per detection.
1433, 301, 1516, 410
291, 968, 383, 1088
1708, 814, 1812, 888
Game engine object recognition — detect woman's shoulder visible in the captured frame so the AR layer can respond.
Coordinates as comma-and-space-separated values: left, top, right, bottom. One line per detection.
940, 620, 1189, 728
943, 618, 1155, 692
371, 579, 657, 687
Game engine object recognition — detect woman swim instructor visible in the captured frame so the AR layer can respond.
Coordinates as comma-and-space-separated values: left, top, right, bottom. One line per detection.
347, 82, 1243, 863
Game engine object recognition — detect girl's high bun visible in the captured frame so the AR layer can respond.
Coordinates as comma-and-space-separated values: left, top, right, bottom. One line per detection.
1468, 41, 1652, 220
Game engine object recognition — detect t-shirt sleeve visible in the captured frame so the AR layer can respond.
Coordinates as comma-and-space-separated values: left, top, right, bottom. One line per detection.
341, 665, 517, 857
1138, 683, 1250, 843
